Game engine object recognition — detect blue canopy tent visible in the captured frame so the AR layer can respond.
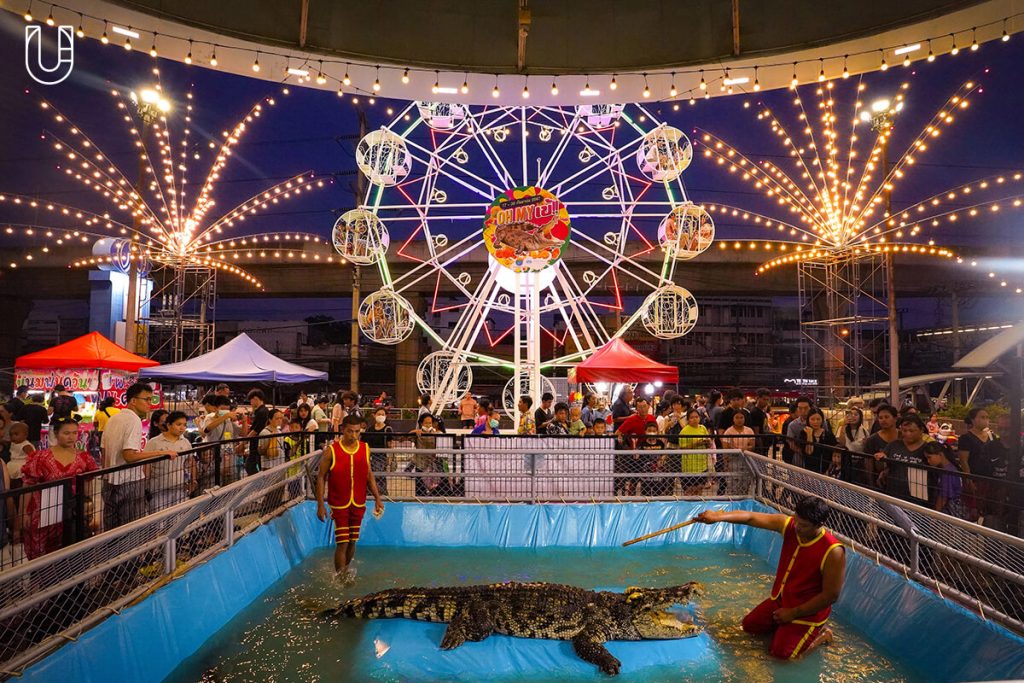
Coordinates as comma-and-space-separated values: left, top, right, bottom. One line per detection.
139, 333, 327, 384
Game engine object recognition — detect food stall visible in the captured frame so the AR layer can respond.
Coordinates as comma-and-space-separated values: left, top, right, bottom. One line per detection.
14, 332, 161, 448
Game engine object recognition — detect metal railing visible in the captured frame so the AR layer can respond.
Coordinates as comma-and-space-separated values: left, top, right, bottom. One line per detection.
0, 431, 318, 570
2, 432, 1024, 676
0, 446, 324, 677
747, 450, 1024, 636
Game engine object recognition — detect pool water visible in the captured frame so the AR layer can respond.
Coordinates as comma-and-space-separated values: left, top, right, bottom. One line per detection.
168, 545, 919, 682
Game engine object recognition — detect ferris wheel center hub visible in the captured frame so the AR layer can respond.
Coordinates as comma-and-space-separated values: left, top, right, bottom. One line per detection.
483, 185, 571, 273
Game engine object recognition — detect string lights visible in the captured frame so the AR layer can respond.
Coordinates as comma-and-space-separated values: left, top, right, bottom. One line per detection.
12, 2, 1024, 103
694, 77, 1024, 290
1, 72, 335, 283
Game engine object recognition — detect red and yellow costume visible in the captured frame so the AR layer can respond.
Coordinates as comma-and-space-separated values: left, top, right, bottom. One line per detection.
742, 516, 843, 659
326, 440, 371, 544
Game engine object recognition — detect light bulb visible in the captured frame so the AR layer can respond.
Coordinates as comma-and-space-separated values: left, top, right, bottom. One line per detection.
342, 70, 351, 86
492, 82, 500, 98
610, 75, 618, 90
336, 88, 344, 97
1002, 25, 1010, 41
880, 57, 888, 70
951, 35, 959, 55
124, 38, 132, 51
550, 80, 558, 95
401, 69, 410, 84
461, 79, 469, 94
522, 84, 530, 98
818, 68, 826, 82
76, 20, 84, 38
150, 42, 158, 58
46, 11, 54, 26
210, 51, 218, 66
252, 56, 260, 72
699, 70, 706, 90
373, 77, 381, 92
184, 50, 192, 64
101, 28, 109, 44
642, 83, 650, 98
431, 80, 439, 94
753, 78, 760, 91
23, 8, 32, 22
669, 83, 677, 97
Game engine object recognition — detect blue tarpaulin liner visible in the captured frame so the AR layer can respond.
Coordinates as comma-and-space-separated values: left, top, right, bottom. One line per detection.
21, 501, 1024, 683
139, 332, 328, 383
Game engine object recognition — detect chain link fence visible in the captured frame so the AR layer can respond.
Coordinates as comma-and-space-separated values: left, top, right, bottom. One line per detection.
746, 450, 1024, 635
2, 433, 1023, 676
0, 446, 323, 677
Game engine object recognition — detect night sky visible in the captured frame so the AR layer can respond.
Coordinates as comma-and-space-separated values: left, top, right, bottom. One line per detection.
2, 10, 1023, 328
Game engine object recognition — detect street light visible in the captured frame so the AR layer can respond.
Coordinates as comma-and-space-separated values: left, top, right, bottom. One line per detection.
129, 87, 171, 122
863, 94, 904, 407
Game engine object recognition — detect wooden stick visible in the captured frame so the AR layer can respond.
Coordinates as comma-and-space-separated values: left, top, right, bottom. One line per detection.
621, 519, 698, 547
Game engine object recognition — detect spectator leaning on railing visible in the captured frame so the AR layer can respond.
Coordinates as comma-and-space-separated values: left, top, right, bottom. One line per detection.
144, 411, 196, 512
101, 382, 179, 531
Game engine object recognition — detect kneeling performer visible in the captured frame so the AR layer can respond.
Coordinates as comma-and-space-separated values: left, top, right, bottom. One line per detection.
695, 496, 844, 659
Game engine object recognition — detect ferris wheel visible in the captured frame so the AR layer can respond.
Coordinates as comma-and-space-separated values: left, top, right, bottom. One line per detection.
334, 101, 710, 413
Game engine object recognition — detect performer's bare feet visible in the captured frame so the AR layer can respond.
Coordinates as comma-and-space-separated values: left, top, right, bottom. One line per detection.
799, 627, 834, 657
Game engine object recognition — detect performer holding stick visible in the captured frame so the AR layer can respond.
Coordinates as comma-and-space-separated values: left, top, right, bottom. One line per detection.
695, 496, 844, 659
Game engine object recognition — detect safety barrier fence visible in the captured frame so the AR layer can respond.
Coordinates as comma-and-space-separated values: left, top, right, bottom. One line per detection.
0, 446, 325, 677
747, 450, 1024, 636
0, 431, 318, 571
1, 435, 1024, 675
749, 431, 1024, 534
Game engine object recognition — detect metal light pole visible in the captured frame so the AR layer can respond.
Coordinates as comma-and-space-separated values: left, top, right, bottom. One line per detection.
126, 88, 170, 353
864, 98, 903, 407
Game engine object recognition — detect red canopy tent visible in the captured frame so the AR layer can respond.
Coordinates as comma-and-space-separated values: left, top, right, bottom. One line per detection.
15, 332, 158, 371
573, 338, 679, 384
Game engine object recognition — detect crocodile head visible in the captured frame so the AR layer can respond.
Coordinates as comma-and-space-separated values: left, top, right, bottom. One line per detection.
624, 582, 704, 639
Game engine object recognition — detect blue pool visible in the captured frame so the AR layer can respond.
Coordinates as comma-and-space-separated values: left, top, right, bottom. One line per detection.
21, 501, 1024, 682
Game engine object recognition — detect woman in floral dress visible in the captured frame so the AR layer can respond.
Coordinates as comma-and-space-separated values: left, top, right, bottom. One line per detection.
21, 419, 98, 559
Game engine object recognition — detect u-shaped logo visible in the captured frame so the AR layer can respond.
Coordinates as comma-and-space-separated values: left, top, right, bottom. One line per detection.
25, 24, 75, 85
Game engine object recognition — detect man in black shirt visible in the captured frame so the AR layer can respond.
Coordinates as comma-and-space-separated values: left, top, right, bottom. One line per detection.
717, 389, 750, 434
8, 386, 28, 421
611, 386, 635, 432
534, 392, 555, 432
49, 385, 79, 424
747, 388, 772, 455
245, 388, 270, 475
20, 394, 49, 445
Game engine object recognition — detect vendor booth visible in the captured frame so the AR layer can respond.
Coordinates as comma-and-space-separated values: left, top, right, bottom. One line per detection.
138, 333, 327, 384
14, 332, 161, 448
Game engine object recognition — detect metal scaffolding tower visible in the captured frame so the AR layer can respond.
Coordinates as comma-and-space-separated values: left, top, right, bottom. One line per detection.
798, 249, 891, 396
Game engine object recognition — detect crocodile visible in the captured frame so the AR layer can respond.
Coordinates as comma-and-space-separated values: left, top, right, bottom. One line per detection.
325, 581, 703, 675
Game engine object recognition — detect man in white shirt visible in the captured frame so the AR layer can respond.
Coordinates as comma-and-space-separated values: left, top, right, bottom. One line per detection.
101, 382, 178, 530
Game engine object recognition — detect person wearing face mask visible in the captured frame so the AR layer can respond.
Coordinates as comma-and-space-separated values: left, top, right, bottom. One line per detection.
362, 407, 394, 496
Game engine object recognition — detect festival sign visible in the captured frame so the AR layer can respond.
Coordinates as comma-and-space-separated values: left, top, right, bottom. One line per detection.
483, 186, 570, 273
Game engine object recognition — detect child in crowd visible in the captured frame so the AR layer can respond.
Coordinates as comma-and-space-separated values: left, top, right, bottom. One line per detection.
7, 423, 35, 486
546, 402, 571, 436
924, 441, 966, 519
568, 405, 586, 436
641, 422, 672, 496
144, 411, 196, 512
591, 419, 608, 436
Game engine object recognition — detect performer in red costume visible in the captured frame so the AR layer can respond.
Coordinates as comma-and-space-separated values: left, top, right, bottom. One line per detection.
696, 496, 845, 659
316, 414, 384, 580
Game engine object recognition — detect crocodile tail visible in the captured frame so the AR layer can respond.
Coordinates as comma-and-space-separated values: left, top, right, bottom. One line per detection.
336, 590, 409, 619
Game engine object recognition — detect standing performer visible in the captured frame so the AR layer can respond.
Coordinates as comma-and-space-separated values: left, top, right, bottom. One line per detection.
695, 496, 844, 659
316, 415, 384, 581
